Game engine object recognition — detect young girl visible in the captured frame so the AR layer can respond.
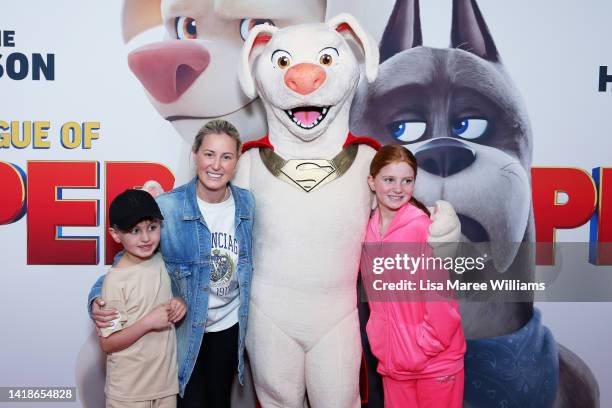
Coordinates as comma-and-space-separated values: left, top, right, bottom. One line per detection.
363, 144, 466, 408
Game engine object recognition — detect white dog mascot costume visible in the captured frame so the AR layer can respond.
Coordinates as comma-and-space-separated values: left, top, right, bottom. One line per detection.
234, 14, 460, 407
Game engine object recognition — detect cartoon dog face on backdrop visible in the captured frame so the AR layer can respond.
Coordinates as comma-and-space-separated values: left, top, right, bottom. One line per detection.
351, 0, 532, 274
122, 0, 326, 144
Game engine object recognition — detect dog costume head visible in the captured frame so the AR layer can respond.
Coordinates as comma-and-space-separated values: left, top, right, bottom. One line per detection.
239, 14, 378, 151
351, 0, 533, 274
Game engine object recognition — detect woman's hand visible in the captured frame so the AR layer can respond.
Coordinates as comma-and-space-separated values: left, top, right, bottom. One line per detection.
91, 297, 119, 334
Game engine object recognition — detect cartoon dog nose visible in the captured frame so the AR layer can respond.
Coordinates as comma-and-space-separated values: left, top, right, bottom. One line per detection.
284, 63, 326, 95
128, 40, 211, 104
414, 137, 476, 177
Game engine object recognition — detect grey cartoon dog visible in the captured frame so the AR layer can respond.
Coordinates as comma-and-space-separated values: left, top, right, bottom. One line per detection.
350, 0, 599, 407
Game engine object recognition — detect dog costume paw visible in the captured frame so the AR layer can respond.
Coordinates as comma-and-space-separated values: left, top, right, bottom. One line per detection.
427, 200, 461, 260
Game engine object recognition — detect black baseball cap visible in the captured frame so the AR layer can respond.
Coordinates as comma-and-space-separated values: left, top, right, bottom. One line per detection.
109, 189, 164, 231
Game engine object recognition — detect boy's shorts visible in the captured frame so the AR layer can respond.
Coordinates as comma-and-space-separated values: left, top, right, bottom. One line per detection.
106, 394, 176, 408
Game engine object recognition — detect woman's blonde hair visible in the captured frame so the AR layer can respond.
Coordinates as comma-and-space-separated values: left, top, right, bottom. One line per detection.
192, 119, 242, 153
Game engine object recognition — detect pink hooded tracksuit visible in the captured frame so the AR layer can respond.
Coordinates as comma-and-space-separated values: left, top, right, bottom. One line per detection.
363, 203, 466, 408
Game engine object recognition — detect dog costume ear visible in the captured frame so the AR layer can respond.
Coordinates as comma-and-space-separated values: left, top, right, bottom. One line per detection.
239, 24, 278, 99
451, 0, 499, 62
326, 13, 379, 83
380, 0, 422, 63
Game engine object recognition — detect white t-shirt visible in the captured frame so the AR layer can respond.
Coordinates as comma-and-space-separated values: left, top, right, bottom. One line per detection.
197, 191, 240, 332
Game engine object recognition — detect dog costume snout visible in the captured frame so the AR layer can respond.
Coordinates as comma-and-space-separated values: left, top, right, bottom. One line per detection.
128, 41, 211, 104
284, 63, 326, 95
415, 138, 476, 177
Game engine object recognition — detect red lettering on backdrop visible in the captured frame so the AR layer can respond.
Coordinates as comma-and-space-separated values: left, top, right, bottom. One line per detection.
590, 167, 612, 265
532, 167, 597, 265
105, 162, 175, 264
7, 163, 607, 265
27, 161, 99, 264
0, 162, 26, 224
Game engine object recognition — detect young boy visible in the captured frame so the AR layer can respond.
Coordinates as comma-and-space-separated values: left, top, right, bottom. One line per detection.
99, 189, 186, 408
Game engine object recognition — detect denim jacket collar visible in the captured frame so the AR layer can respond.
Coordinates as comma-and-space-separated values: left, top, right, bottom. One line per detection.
182, 177, 251, 222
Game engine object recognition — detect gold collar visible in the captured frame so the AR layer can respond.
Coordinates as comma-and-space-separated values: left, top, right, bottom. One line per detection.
259, 144, 358, 193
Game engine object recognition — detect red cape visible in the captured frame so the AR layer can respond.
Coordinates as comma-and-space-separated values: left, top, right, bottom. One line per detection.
241, 132, 381, 153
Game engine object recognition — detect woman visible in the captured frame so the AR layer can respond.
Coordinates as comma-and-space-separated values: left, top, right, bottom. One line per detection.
88, 120, 254, 408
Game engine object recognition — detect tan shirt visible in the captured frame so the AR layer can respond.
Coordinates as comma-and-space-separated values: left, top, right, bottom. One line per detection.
100, 253, 178, 401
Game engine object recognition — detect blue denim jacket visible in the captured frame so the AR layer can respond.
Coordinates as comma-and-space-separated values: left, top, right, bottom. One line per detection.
88, 178, 254, 397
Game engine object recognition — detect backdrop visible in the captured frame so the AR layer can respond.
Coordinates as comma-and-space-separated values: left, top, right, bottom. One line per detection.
1, 1, 610, 407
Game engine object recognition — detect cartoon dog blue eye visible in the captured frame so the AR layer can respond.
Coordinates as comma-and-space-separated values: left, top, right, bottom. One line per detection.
175, 17, 197, 40
451, 118, 488, 140
385, 121, 427, 143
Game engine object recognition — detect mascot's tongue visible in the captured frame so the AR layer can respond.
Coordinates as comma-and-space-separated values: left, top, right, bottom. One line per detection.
294, 108, 320, 126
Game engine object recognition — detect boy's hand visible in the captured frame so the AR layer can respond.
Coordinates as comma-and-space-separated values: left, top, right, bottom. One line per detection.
92, 297, 120, 332
144, 304, 172, 331
168, 298, 187, 323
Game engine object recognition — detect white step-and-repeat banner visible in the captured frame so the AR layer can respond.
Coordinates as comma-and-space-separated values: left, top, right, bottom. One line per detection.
1, 1, 611, 406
